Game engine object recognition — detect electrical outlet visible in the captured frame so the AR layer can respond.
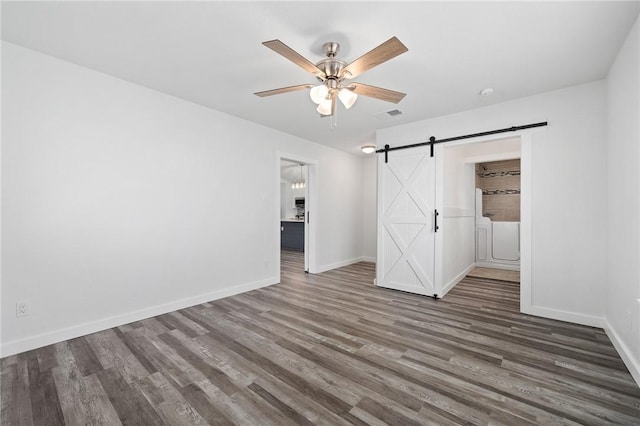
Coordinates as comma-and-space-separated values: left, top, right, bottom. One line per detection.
16, 301, 29, 317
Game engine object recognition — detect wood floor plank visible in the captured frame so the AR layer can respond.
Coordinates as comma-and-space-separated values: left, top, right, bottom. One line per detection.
249, 376, 353, 426
158, 331, 240, 397
140, 373, 207, 425
81, 374, 124, 426
96, 368, 165, 425
51, 339, 122, 425
1, 249, 639, 425
113, 327, 159, 375
1, 360, 34, 426
172, 382, 233, 425
248, 382, 315, 426
85, 329, 151, 383
199, 330, 354, 416
67, 336, 103, 377
51, 361, 90, 425
27, 357, 66, 426
142, 332, 210, 387
36, 344, 59, 372
355, 395, 427, 426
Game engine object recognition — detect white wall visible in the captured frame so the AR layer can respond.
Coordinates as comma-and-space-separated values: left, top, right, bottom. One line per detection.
361, 156, 377, 262
440, 144, 476, 294
442, 137, 521, 164
605, 16, 640, 384
378, 80, 607, 326
1, 42, 366, 356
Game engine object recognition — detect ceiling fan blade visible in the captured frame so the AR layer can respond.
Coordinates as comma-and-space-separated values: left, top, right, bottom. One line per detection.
263, 40, 326, 79
349, 83, 406, 103
341, 37, 408, 79
254, 84, 313, 97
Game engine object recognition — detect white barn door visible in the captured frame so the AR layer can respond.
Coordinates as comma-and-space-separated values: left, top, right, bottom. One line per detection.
376, 146, 438, 296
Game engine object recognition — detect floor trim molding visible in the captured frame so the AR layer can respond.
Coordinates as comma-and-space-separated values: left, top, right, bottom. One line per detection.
441, 263, 476, 297
316, 256, 372, 273
604, 319, 640, 386
1, 276, 279, 358
523, 305, 604, 328
475, 261, 520, 271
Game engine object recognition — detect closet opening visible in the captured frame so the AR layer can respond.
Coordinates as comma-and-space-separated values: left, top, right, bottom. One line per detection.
441, 137, 522, 301
473, 158, 521, 279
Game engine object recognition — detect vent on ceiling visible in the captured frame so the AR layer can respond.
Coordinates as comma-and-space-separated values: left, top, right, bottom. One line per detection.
374, 109, 403, 120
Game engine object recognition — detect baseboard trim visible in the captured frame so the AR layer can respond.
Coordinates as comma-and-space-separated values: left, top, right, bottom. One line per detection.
316, 256, 372, 273
441, 263, 475, 297
475, 261, 520, 271
1, 276, 279, 358
603, 319, 640, 386
523, 305, 604, 328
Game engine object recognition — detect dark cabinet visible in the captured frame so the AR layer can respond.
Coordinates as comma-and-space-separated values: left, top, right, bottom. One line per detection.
281, 221, 304, 251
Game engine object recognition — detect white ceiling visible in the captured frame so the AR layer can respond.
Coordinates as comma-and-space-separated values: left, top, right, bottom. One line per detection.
2, 1, 638, 155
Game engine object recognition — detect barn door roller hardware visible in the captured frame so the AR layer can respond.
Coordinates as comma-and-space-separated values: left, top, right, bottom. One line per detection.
377, 122, 548, 163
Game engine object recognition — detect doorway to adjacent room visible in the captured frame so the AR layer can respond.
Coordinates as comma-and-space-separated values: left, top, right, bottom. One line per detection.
277, 155, 317, 275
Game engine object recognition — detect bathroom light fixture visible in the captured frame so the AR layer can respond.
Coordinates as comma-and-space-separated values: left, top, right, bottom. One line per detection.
291, 164, 305, 189
361, 144, 376, 154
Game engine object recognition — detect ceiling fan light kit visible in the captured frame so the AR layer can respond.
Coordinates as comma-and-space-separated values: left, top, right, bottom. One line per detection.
338, 88, 357, 109
255, 37, 408, 123
316, 98, 332, 116
309, 85, 329, 104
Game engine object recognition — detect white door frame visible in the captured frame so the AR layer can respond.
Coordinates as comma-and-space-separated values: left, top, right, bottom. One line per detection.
433, 128, 544, 314
276, 152, 318, 275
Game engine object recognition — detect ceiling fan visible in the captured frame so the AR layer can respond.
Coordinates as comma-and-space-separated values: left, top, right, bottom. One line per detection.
254, 37, 408, 117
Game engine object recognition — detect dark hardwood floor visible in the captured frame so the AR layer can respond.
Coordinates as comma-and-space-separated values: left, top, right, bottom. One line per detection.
2, 250, 639, 425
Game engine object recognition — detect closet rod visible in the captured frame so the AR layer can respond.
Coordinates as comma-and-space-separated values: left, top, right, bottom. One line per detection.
377, 121, 548, 162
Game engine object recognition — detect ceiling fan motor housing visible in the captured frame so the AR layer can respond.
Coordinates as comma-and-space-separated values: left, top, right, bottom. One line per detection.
322, 41, 340, 57
316, 42, 347, 82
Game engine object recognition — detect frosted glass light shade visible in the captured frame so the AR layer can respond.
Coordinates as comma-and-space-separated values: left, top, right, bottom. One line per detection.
309, 85, 329, 104
316, 99, 332, 115
361, 144, 376, 154
338, 89, 358, 109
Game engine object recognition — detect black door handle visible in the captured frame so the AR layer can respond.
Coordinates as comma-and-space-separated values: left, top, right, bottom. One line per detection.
434, 209, 439, 232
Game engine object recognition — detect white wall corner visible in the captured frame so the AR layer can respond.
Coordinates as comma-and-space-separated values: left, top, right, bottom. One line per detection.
604, 319, 640, 386
1, 276, 278, 358
441, 263, 476, 297
315, 257, 372, 274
